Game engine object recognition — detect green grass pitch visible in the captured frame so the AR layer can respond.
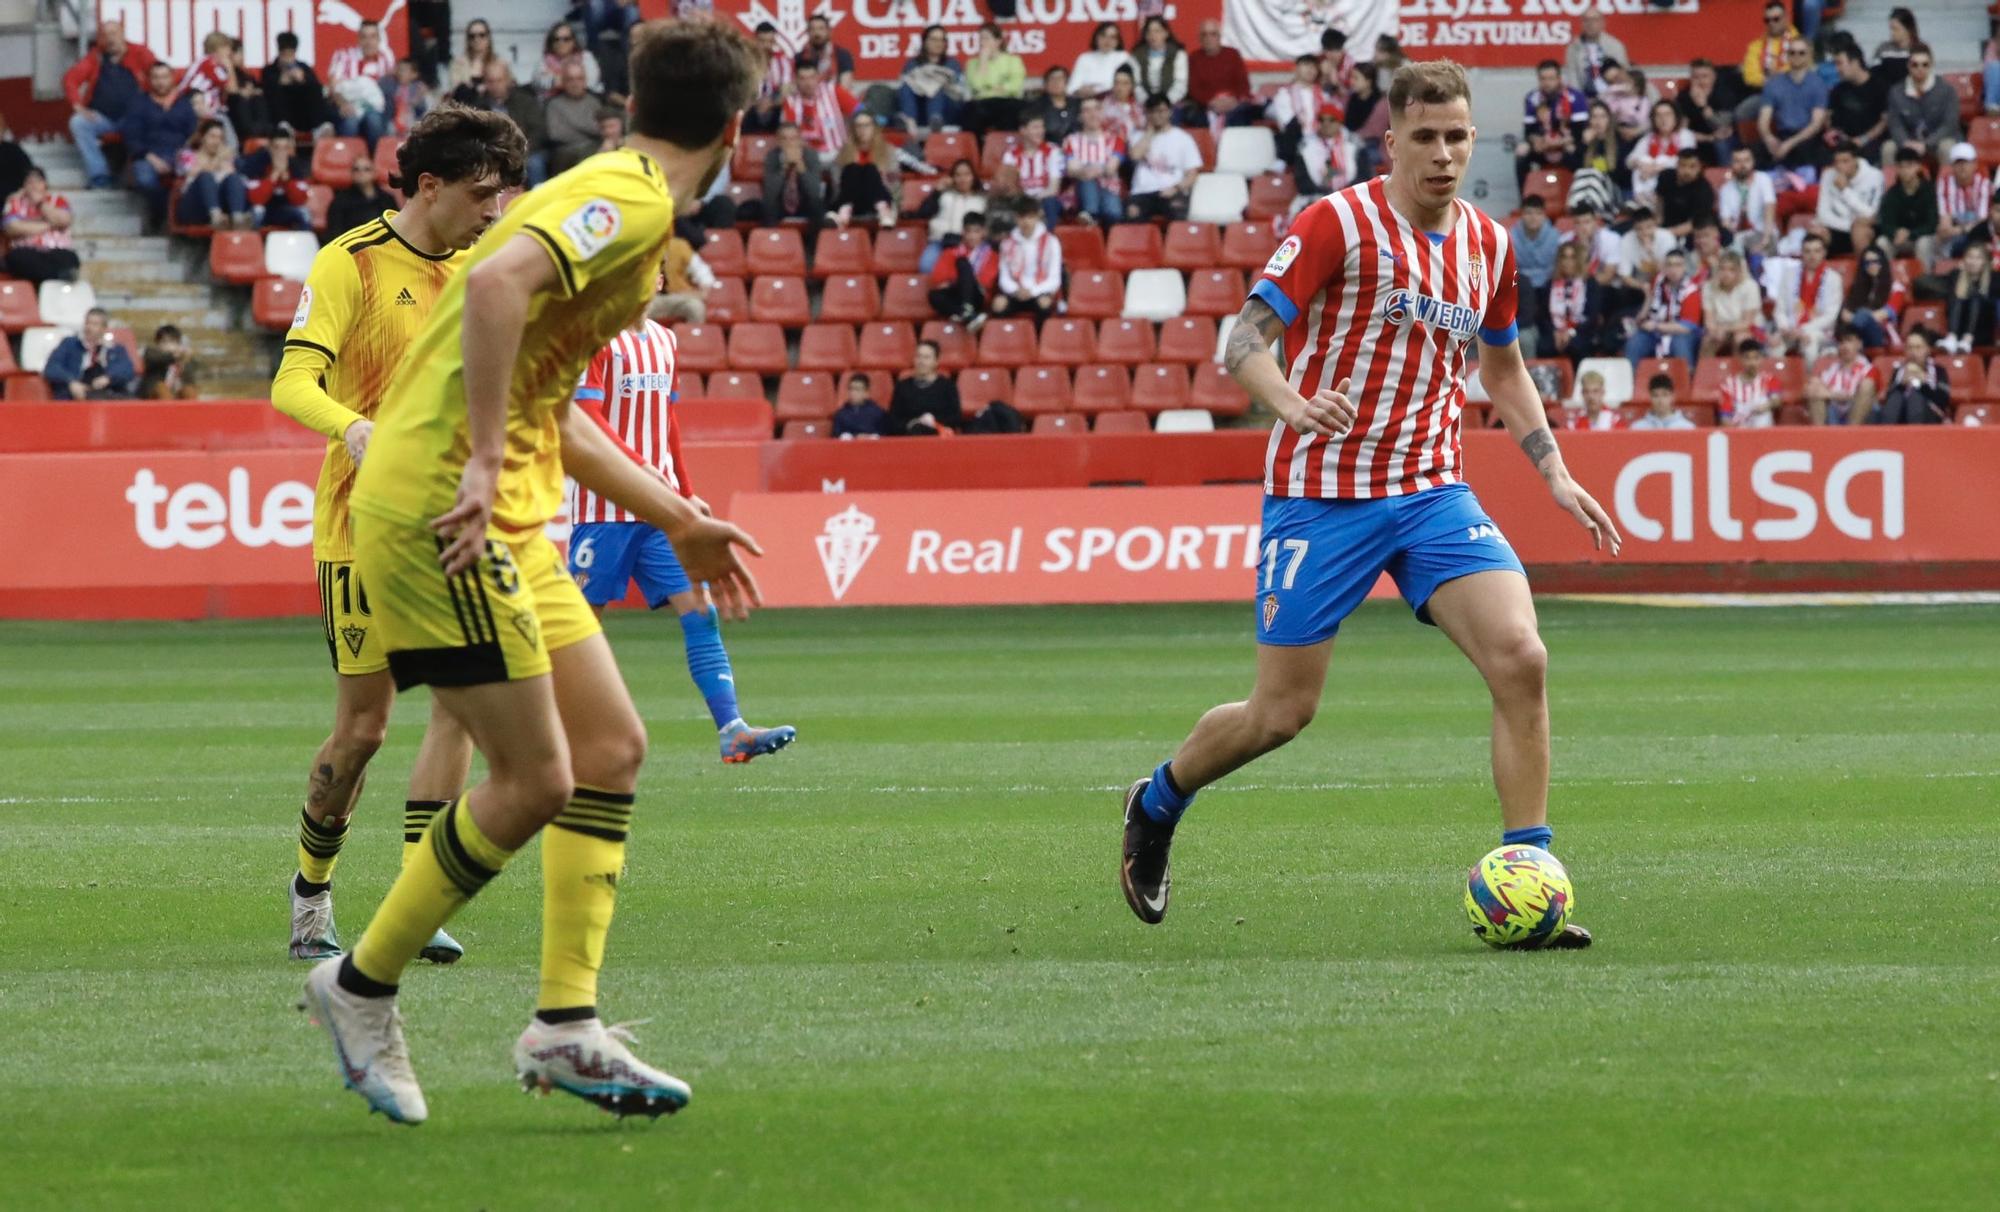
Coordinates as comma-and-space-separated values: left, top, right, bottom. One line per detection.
2, 601, 1997, 1210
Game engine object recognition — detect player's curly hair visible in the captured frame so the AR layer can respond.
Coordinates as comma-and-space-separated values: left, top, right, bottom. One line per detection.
390, 101, 529, 192
628, 20, 763, 149
1387, 59, 1471, 118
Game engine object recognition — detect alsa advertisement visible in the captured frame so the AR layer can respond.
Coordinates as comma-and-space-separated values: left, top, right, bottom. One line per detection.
0, 430, 1994, 618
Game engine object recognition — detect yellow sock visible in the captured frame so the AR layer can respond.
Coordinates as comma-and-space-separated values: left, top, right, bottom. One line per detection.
401, 799, 450, 867
539, 786, 634, 1013
297, 809, 347, 887
350, 795, 514, 989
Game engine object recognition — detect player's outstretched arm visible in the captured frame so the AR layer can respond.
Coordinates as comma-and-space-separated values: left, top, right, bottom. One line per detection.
557, 403, 765, 620
1223, 296, 1355, 437
1479, 337, 1623, 556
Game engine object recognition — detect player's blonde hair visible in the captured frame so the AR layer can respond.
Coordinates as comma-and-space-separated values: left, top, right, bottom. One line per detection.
1388, 60, 1472, 119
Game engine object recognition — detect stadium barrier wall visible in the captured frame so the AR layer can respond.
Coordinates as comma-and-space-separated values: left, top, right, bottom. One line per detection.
1, 423, 1994, 618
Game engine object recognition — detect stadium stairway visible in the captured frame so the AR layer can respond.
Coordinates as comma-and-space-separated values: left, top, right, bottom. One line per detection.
1838, 0, 1981, 71
26, 138, 273, 398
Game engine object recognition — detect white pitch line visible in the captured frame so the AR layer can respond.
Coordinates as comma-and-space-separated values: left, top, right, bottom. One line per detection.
1552, 592, 2000, 608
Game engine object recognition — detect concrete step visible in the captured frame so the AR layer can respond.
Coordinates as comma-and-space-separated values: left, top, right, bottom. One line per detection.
69, 235, 183, 264
201, 374, 278, 401
86, 259, 202, 285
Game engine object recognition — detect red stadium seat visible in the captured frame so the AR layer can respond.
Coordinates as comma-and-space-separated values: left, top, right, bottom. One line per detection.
1157, 315, 1218, 364
1185, 268, 1247, 317
1189, 127, 1217, 171
1653, 77, 1687, 103
924, 130, 977, 171
1190, 361, 1250, 416
1065, 270, 1125, 320
1056, 225, 1107, 270
0, 341, 15, 375
3, 282, 45, 330
672, 323, 728, 373
1037, 318, 1098, 366
880, 273, 933, 321
812, 227, 872, 278
981, 131, 1020, 181
1011, 365, 1072, 413
1220, 221, 1278, 272
372, 136, 402, 184
1093, 409, 1151, 433
899, 177, 937, 215
1162, 222, 1223, 271
209, 231, 266, 286
978, 318, 1038, 364
1972, 116, 2000, 168
958, 365, 1012, 406
310, 137, 364, 187
705, 370, 764, 398
1246, 172, 1297, 221
1958, 402, 1996, 425
250, 276, 304, 331
704, 277, 748, 325
1105, 224, 1164, 273
871, 226, 924, 274
797, 323, 858, 370
1938, 354, 1985, 395
675, 372, 706, 400
1635, 357, 1691, 402
1983, 359, 2000, 401
749, 275, 811, 326
732, 134, 776, 183
1522, 169, 1572, 218
818, 275, 881, 323
1947, 72, 1981, 123
6, 375, 49, 401
1691, 356, 1731, 405
856, 321, 917, 371
1097, 318, 1157, 366
746, 227, 808, 276
306, 184, 332, 232
1071, 363, 1132, 413
1900, 301, 1946, 336
726, 322, 789, 374
1132, 362, 1192, 412
782, 419, 832, 439
921, 320, 976, 371
703, 228, 746, 277
1032, 412, 1088, 435
776, 371, 839, 419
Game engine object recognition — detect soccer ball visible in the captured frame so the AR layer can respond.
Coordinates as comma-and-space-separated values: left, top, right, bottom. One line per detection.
1464, 845, 1573, 949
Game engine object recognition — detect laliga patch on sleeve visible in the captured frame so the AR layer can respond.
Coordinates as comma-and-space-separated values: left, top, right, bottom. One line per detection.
290, 285, 312, 330
560, 198, 623, 261
1264, 235, 1302, 278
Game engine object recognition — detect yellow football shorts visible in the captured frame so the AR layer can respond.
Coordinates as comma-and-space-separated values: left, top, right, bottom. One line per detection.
317, 559, 389, 676
352, 513, 601, 691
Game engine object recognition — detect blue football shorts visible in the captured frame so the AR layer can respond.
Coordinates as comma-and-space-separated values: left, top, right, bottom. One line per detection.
1255, 482, 1527, 645
568, 521, 692, 610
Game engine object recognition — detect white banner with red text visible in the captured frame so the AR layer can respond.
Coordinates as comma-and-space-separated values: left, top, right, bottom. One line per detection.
94, 0, 405, 70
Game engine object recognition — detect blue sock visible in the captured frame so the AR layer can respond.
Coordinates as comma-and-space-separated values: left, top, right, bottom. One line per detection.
678, 608, 741, 730
1502, 824, 1553, 851
1138, 760, 1193, 825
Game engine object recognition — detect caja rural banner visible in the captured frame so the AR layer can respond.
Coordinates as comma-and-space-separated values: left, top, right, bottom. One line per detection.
1, 429, 1995, 618
94, 0, 405, 70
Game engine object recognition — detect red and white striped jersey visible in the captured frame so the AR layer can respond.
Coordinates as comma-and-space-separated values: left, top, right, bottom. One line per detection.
1937, 167, 1991, 225
1002, 139, 1066, 198
783, 81, 858, 155
2, 192, 73, 250
1718, 368, 1782, 427
180, 55, 230, 111
570, 320, 692, 525
1062, 130, 1125, 192
1101, 97, 1144, 141
1254, 179, 1519, 500
328, 46, 395, 84
1818, 355, 1876, 399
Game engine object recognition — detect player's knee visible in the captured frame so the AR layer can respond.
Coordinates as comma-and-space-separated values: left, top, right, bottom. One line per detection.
1485, 631, 1548, 700
1251, 693, 1316, 747
574, 721, 648, 789
331, 707, 389, 762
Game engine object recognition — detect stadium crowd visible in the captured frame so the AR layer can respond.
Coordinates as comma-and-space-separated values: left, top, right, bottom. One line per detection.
14, 4, 2000, 431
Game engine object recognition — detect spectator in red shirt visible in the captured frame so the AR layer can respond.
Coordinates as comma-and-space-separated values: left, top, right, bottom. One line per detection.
243, 127, 312, 230
65, 19, 159, 189
928, 209, 998, 326
1179, 19, 1259, 133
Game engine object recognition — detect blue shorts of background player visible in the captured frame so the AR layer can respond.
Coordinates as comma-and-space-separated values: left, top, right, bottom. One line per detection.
1255, 482, 1526, 646
568, 521, 796, 763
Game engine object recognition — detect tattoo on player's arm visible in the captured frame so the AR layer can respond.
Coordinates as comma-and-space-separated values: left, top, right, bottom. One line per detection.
1224, 297, 1284, 375
1519, 426, 1559, 471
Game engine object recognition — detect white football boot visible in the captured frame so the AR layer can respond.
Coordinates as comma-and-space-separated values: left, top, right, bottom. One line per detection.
298, 957, 428, 1125
288, 876, 342, 960
514, 1017, 691, 1118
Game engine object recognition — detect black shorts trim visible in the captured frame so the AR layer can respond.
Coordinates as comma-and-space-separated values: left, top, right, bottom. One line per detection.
317, 561, 339, 669
388, 642, 509, 691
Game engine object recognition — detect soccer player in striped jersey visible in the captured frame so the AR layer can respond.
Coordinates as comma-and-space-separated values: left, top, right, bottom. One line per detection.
1119, 61, 1621, 948
567, 311, 797, 762
272, 104, 527, 965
